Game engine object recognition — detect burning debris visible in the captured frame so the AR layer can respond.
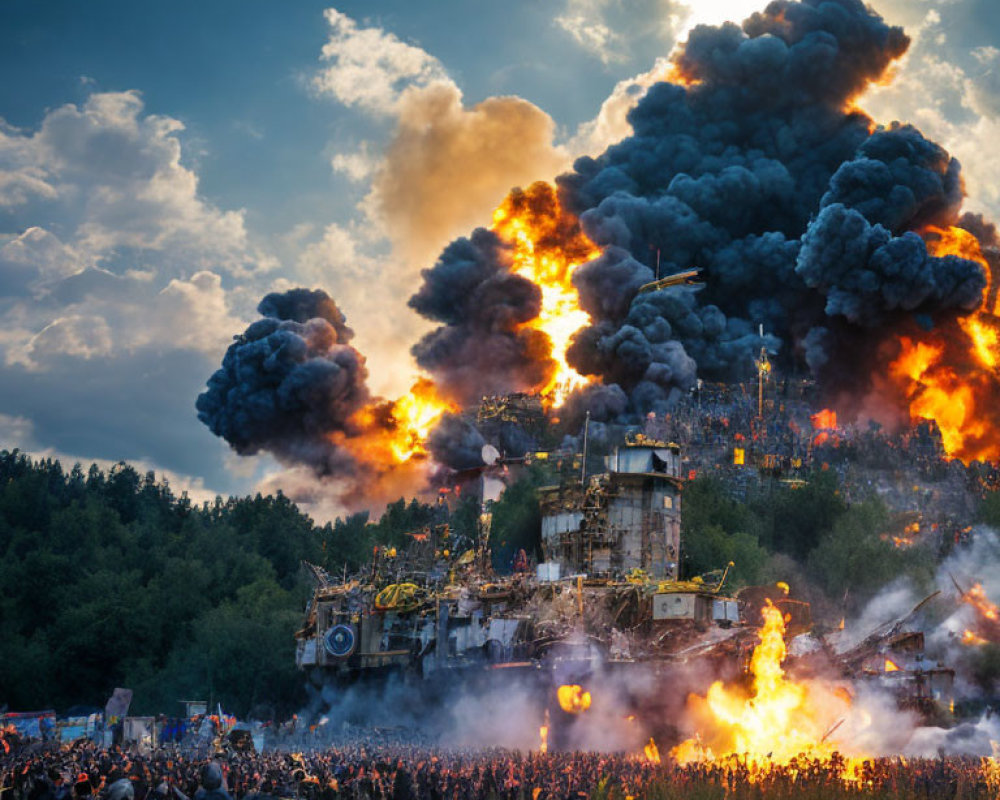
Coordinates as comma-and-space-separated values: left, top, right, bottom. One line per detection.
196, 289, 457, 507
190, 0, 1000, 771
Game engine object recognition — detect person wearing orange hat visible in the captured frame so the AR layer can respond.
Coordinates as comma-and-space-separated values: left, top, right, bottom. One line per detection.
73, 775, 92, 799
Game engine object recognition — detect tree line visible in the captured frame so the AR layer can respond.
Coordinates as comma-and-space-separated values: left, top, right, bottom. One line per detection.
0, 449, 981, 718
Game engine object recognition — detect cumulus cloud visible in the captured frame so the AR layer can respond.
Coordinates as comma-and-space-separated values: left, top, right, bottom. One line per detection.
312, 8, 453, 115
567, 57, 676, 156
0, 91, 275, 497
0, 92, 258, 273
0, 90, 264, 361
22, 315, 113, 364
5, 268, 244, 370
0, 227, 85, 295
330, 143, 378, 182
363, 82, 570, 265
555, 0, 686, 65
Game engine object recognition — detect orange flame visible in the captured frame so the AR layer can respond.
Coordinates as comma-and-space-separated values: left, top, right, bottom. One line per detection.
672, 600, 852, 768
643, 737, 661, 764
343, 378, 457, 466
962, 583, 999, 623
811, 409, 838, 430
962, 630, 988, 646
887, 226, 999, 463
811, 409, 839, 447
884, 659, 900, 673
539, 709, 550, 754
491, 182, 600, 407
557, 684, 592, 714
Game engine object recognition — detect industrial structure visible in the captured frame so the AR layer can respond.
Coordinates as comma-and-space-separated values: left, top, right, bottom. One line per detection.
294, 421, 956, 734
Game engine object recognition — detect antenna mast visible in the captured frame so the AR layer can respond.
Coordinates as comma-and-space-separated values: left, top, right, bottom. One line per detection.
755, 323, 770, 419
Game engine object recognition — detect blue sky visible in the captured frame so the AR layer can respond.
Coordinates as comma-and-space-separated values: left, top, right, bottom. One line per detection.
1, 0, 997, 518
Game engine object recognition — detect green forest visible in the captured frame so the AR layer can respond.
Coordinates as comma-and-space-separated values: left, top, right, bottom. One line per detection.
0, 449, 969, 719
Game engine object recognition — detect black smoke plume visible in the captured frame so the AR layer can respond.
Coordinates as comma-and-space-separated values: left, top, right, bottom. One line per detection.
196, 289, 370, 476
408, 0, 989, 427
409, 229, 552, 407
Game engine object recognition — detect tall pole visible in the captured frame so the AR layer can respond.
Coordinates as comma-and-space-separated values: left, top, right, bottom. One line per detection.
756, 324, 767, 419
580, 410, 591, 486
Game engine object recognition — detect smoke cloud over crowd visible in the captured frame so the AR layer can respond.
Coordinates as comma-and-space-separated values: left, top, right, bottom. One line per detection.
199, 0, 999, 491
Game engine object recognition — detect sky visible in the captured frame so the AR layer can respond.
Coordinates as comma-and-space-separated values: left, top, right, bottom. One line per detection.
1, 0, 998, 517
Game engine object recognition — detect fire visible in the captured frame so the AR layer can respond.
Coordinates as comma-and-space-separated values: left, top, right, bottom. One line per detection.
644, 737, 661, 764
962, 630, 988, 646
887, 226, 1000, 463
383, 379, 456, 462
344, 378, 457, 465
539, 709, 550, 754
962, 583, 999, 623
557, 684, 592, 714
672, 600, 852, 768
884, 659, 900, 673
811, 409, 837, 430
882, 521, 919, 549
925, 226, 993, 311
491, 182, 601, 407
810, 409, 838, 447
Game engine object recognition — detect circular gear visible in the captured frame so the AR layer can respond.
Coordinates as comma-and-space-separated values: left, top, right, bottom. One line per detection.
323, 623, 357, 658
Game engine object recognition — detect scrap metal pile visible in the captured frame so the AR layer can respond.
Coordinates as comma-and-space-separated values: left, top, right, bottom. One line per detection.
295, 436, 959, 749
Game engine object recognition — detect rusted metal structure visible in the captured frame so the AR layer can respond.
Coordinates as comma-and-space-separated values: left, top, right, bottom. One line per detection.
294, 440, 740, 693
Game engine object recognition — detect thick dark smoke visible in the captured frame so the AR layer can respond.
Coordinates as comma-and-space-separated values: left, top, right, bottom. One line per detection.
426, 412, 486, 471
409, 229, 553, 407
408, 0, 989, 426
196, 289, 370, 476
200, 0, 994, 496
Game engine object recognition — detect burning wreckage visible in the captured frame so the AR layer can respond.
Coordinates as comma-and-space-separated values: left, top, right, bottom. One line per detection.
293, 435, 955, 744
186, 0, 1000, 756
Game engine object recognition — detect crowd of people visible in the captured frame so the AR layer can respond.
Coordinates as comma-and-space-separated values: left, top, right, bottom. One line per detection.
6, 733, 1000, 800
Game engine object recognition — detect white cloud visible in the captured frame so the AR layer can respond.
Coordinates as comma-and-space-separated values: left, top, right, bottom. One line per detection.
22, 315, 113, 365
5, 268, 243, 370
0, 91, 272, 374
567, 57, 676, 156
330, 143, 378, 182
296, 221, 368, 284
0, 227, 85, 292
556, 0, 686, 65
556, 2, 623, 64
0, 412, 39, 448
313, 8, 453, 115
0, 91, 266, 277
153, 271, 245, 354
